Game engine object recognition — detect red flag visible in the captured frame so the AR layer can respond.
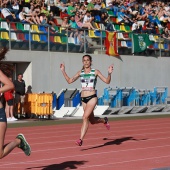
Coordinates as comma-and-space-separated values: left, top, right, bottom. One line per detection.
105, 31, 119, 57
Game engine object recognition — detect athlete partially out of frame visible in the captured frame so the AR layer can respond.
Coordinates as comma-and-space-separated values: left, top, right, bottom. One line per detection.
60, 54, 114, 146
0, 48, 31, 159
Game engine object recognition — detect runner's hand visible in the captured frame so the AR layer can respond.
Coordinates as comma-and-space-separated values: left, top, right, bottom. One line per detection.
108, 64, 114, 74
60, 63, 65, 72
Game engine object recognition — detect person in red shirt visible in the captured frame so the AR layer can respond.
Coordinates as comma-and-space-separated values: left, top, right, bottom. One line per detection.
4, 77, 17, 121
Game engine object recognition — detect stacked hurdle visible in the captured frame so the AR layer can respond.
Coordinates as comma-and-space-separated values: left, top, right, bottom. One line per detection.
138, 89, 150, 106
98, 86, 168, 108
25, 93, 53, 118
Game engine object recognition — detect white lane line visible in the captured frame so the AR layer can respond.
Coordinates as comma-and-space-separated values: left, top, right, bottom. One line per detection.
1, 144, 170, 166
79, 155, 170, 169
6, 124, 170, 140
6, 119, 170, 134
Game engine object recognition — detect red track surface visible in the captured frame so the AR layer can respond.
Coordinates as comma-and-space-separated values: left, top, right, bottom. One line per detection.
1, 117, 170, 170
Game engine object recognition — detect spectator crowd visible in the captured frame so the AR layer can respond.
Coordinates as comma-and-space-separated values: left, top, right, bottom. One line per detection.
0, 0, 170, 41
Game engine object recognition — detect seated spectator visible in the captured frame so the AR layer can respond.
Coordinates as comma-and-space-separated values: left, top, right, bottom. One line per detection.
117, 8, 126, 23
83, 11, 97, 29
31, 6, 41, 24
61, 17, 71, 31
142, 21, 157, 35
118, 9, 133, 25
40, 13, 57, 32
132, 18, 142, 33
77, 29, 93, 52
75, 11, 96, 30
55, 0, 68, 13
47, 11, 57, 27
158, 8, 170, 23
67, 1, 76, 16
1, 4, 20, 22
11, 0, 20, 16
41, 4, 50, 16
18, 7, 34, 24
79, 4, 87, 17
69, 15, 78, 29
100, 12, 114, 31
164, 24, 170, 36
48, 1, 60, 16
74, 3, 80, 13
69, 16, 79, 38
107, 0, 119, 16
87, 0, 95, 12
87, 0, 102, 17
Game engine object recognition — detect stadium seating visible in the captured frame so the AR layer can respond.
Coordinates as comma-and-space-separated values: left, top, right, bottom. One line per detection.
0, 3, 169, 56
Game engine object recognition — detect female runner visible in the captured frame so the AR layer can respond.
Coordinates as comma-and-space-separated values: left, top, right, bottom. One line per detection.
0, 48, 31, 158
60, 54, 113, 146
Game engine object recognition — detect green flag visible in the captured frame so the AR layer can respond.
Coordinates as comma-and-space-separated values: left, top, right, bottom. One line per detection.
132, 34, 154, 53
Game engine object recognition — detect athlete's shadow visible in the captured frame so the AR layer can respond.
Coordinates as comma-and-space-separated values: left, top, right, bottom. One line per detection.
82, 137, 147, 151
27, 160, 88, 170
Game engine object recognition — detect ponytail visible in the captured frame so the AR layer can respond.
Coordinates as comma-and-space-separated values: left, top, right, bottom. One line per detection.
0, 48, 14, 76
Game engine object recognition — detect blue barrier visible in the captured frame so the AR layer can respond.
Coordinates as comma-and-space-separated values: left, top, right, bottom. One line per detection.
57, 91, 65, 110
56, 89, 81, 109
72, 90, 81, 107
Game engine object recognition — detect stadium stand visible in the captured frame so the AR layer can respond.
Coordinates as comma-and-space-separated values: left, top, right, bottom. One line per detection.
0, 0, 169, 55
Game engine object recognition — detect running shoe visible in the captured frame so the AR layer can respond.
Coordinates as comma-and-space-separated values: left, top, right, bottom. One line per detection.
75, 139, 83, 146
104, 117, 110, 130
16, 134, 31, 156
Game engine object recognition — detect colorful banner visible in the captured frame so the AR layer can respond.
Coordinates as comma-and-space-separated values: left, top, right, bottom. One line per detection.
132, 34, 154, 53
105, 31, 119, 57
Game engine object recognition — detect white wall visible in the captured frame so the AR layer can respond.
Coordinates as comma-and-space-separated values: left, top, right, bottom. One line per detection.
6, 50, 170, 96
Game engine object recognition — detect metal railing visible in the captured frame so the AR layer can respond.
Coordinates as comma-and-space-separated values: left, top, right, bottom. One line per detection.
0, 21, 170, 57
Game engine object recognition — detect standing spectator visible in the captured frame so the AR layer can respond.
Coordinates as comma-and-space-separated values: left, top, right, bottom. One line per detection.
4, 77, 17, 121
14, 73, 26, 118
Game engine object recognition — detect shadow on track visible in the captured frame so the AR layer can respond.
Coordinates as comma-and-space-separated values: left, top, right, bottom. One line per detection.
27, 160, 88, 170
81, 136, 148, 151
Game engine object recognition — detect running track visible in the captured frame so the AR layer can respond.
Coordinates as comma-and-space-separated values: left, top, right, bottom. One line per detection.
1, 117, 170, 170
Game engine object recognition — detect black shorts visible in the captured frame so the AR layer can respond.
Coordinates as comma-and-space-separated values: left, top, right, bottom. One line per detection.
7, 99, 14, 106
81, 94, 97, 104
0, 108, 7, 122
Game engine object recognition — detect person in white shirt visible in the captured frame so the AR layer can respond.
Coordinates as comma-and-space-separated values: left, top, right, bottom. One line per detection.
1, 5, 19, 22
18, 8, 34, 24
132, 19, 142, 33
83, 11, 92, 24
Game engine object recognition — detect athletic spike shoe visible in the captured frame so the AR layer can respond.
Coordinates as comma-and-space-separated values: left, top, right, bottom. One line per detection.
16, 134, 31, 156
75, 139, 83, 146
104, 117, 110, 130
